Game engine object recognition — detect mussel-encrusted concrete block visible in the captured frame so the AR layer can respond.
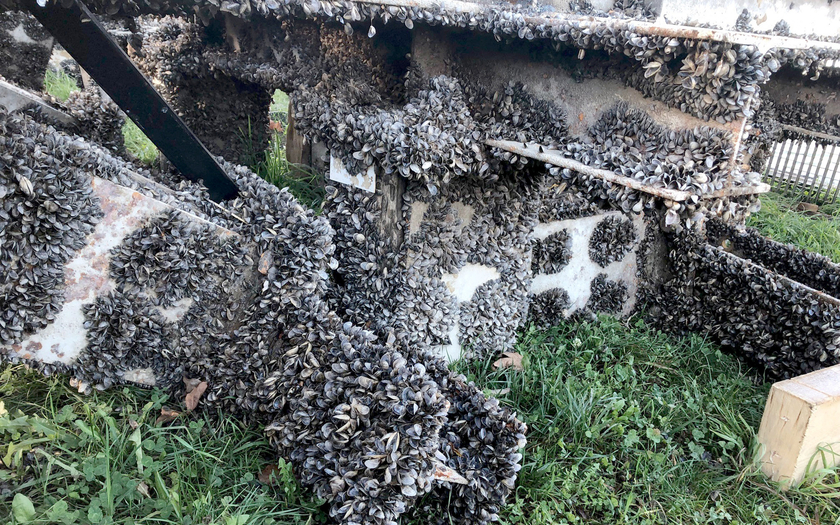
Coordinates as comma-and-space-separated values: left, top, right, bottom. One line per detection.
645, 229, 840, 379
529, 208, 644, 326
325, 167, 539, 363
1, 106, 528, 525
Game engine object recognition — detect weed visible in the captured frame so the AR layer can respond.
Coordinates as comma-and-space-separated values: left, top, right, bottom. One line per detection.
43, 68, 157, 165
445, 316, 840, 524
43, 69, 79, 102
253, 135, 324, 210
122, 120, 158, 166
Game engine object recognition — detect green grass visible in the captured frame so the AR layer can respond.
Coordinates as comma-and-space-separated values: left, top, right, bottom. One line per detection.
122, 120, 158, 166
270, 91, 290, 124
452, 317, 840, 525
43, 69, 79, 103
5, 317, 840, 524
0, 365, 325, 525
748, 192, 840, 263
43, 68, 157, 165
253, 134, 324, 210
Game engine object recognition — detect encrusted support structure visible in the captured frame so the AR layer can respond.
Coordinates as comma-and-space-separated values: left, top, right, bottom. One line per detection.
3, 0, 840, 522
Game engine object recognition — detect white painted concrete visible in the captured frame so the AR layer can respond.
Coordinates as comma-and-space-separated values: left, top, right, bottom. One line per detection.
450, 202, 475, 229
437, 263, 501, 362
530, 211, 644, 317
5, 177, 237, 367
408, 201, 429, 236
157, 297, 194, 322
441, 263, 500, 302
329, 155, 376, 193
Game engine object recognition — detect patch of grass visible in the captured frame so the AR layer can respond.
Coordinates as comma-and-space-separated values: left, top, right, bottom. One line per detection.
43, 69, 79, 102
43, 68, 157, 166
451, 316, 840, 525
253, 134, 324, 210
4, 317, 840, 524
122, 120, 158, 166
270, 91, 289, 125
0, 365, 325, 525
748, 192, 840, 263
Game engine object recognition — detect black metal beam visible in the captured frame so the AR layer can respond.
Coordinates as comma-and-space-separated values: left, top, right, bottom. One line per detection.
24, 0, 240, 202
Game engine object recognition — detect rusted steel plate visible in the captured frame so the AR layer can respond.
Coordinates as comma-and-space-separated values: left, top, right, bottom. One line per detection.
0, 78, 75, 125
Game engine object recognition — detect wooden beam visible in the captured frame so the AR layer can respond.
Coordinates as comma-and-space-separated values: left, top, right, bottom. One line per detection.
487, 139, 771, 202
781, 124, 840, 145
758, 364, 840, 488
355, 0, 840, 52
487, 139, 693, 202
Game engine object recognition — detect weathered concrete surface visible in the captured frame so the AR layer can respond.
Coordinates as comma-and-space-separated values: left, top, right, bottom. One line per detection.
531, 211, 644, 317
4, 177, 238, 368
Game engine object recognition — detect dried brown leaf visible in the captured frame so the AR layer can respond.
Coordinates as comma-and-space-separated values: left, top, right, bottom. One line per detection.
137, 481, 151, 498
492, 352, 523, 371
183, 376, 202, 393
258, 464, 281, 485
258, 251, 273, 275
184, 381, 208, 411
155, 407, 181, 425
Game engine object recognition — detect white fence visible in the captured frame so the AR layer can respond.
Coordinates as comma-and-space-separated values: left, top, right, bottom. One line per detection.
766, 135, 840, 204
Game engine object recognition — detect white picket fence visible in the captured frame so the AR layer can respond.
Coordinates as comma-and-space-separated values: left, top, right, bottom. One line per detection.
766, 134, 840, 203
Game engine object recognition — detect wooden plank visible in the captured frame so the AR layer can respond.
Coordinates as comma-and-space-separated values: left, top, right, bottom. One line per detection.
781, 125, 840, 145
488, 140, 772, 201
487, 139, 692, 202
758, 364, 840, 487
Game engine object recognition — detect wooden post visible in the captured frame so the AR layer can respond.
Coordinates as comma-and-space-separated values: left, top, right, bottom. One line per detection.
758, 364, 840, 488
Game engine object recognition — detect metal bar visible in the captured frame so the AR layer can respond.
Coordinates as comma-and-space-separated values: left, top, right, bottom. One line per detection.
779, 140, 799, 189
766, 141, 781, 183
24, 0, 239, 202
813, 143, 830, 199
790, 140, 813, 195
787, 141, 804, 190
0, 78, 76, 126
817, 146, 837, 202
781, 124, 840, 145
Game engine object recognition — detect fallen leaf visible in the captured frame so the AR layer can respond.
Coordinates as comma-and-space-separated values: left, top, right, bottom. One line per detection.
156, 407, 181, 424
184, 381, 208, 411
493, 352, 523, 371
432, 462, 468, 485
129, 419, 139, 430
183, 376, 202, 393
258, 464, 281, 485
137, 481, 151, 498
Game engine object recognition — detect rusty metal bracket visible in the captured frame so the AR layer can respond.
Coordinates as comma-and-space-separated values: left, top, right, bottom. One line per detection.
23, 0, 240, 202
